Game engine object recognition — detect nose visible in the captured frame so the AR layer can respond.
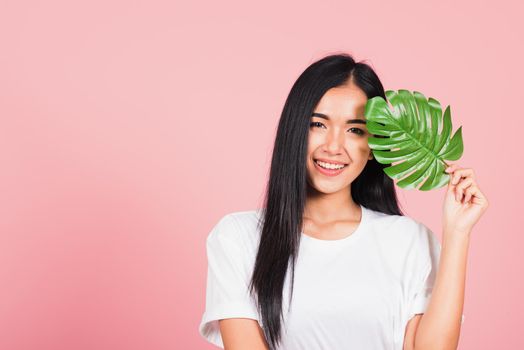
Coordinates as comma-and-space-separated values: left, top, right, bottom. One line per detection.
324, 127, 345, 154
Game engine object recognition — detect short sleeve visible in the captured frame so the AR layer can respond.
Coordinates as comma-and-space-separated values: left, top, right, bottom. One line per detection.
198, 214, 260, 348
407, 222, 465, 325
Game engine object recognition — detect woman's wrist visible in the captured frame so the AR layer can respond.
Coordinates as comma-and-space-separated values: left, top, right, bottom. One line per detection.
442, 227, 471, 245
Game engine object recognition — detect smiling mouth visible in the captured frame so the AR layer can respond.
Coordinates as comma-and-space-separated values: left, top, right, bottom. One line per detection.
314, 159, 349, 170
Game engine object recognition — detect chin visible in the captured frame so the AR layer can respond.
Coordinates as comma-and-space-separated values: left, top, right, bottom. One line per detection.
309, 179, 351, 194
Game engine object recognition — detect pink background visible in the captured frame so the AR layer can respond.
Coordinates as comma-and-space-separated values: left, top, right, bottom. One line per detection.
1, 0, 521, 349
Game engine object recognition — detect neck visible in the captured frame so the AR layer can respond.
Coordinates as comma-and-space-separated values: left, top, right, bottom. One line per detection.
303, 185, 361, 223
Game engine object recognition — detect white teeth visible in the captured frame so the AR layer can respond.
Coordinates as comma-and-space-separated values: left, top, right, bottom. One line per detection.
315, 160, 346, 170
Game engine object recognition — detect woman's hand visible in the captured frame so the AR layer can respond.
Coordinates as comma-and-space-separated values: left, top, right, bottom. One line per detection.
442, 163, 489, 235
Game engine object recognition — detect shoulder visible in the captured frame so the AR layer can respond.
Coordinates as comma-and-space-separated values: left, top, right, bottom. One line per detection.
363, 208, 441, 283
365, 207, 434, 243
364, 207, 440, 261
207, 209, 263, 253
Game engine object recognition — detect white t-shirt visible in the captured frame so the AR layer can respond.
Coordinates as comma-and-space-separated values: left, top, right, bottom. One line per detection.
199, 204, 465, 349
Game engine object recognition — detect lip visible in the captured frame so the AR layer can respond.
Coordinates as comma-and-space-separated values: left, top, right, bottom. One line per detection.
314, 158, 348, 165
314, 159, 348, 177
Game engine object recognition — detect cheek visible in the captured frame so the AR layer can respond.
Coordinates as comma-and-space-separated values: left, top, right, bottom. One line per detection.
361, 142, 371, 152
307, 133, 323, 151
345, 138, 370, 153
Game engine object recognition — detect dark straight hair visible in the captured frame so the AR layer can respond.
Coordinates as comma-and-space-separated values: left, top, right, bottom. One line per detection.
247, 53, 404, 349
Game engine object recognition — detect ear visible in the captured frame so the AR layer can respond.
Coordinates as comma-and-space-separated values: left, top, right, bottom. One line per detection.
368, 150, 374, 160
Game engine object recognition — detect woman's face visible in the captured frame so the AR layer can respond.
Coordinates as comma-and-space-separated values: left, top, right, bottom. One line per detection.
306, 81, 374, 195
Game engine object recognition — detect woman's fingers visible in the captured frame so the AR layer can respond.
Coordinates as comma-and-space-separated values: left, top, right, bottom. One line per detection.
464, 184, 482, 204
453, 169, 475, 185
444, 164, 480, 203
455, 177, 474, 202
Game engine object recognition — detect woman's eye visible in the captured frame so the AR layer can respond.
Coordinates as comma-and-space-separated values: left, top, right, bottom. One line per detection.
310, 121, 325, 128
348, 127, 365, 135
310, 122, 364, 135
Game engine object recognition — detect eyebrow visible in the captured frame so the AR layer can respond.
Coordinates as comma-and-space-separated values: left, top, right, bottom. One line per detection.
311, 112, 367, 124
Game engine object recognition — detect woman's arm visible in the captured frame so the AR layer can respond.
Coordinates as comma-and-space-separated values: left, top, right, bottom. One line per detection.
413, 164, 488, 350
413, 230, 470, 350
219, 318, 269, 350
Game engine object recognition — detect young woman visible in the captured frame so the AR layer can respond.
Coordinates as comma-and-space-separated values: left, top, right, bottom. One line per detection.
199, 53, 489, 350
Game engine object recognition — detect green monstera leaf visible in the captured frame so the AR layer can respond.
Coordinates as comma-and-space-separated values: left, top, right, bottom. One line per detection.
364, 89, 464, 191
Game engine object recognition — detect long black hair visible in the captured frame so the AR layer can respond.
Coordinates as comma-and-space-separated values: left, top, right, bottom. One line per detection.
248, 53, 404, 349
